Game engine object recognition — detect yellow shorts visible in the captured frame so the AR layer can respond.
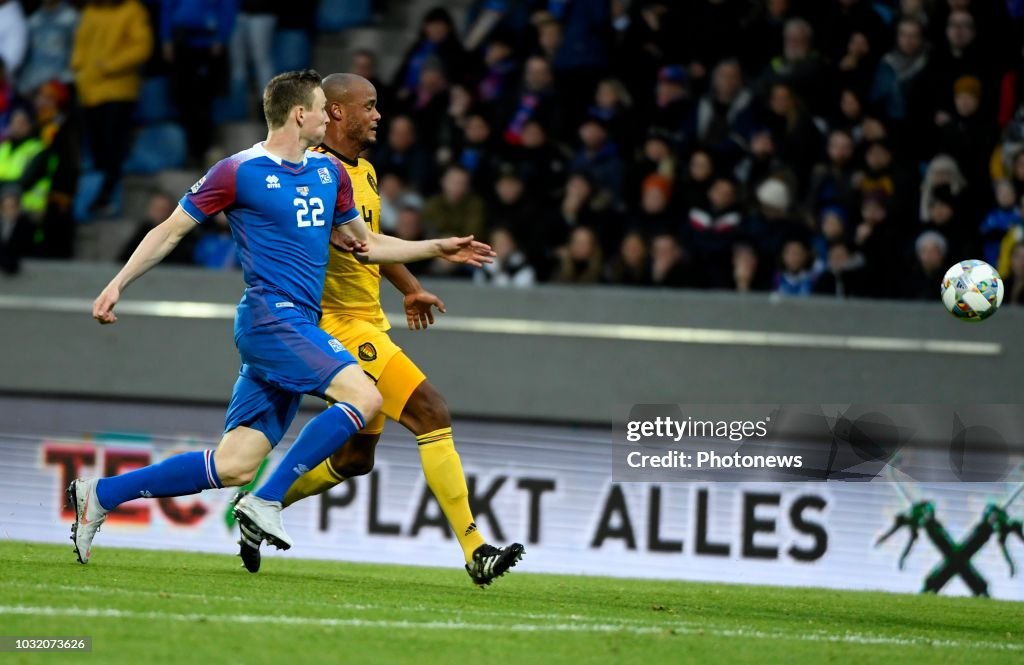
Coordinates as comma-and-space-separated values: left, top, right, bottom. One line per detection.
319, 313, 426, 434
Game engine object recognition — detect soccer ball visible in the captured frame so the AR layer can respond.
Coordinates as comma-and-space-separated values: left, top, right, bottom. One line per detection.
940, 259, 1003, 322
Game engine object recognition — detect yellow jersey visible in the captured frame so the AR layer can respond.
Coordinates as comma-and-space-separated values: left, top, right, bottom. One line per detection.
311, 144, 390, 331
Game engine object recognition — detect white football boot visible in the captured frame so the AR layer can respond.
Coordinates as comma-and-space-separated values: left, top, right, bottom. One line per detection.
67, 479, 109, 564
232, 494, 293, 550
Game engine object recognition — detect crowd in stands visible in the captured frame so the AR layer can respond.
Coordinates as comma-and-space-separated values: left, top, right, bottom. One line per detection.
3, 0, 1024, 305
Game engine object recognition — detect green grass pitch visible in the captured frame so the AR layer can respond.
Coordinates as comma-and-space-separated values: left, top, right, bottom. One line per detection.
0, 540, 1021, 664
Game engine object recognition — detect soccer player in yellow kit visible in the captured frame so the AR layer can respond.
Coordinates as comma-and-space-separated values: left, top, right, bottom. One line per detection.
236, 73, 524, 586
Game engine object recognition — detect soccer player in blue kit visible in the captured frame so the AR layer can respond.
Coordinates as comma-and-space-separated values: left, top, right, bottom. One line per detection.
70, 70, 494, 564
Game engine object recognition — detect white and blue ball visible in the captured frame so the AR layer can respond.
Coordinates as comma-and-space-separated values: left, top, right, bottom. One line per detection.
941, 259, 1003, 322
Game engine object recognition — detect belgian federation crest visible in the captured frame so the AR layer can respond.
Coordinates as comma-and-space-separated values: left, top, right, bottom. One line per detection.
367, 172, 378, 194
358, 342, 377, 362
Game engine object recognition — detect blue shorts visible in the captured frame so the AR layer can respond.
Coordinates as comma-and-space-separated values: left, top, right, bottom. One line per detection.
223, 293, 357, 446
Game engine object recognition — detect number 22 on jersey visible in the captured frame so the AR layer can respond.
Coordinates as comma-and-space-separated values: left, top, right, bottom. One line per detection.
294, 197, 324, 227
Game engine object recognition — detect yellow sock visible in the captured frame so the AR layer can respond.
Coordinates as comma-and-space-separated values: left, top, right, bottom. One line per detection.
417, 428, 485, 562
282, 457, 346, 508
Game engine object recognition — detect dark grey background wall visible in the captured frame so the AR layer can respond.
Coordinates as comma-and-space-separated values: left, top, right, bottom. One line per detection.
1, 261, 1019, 425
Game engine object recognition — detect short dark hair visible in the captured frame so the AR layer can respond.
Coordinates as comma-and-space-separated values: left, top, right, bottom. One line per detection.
263, 69, 322, 129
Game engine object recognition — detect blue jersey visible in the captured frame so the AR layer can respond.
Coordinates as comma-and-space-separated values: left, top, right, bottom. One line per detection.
180, 143, 360, 328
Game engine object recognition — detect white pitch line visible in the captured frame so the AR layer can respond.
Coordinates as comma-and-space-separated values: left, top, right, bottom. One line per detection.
1, 581, 653, 627
0, 605, 1020, 652
0, 295, 1000, 356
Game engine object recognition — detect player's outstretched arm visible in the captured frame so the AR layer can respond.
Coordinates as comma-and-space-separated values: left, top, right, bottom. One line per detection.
331, 216, 495, 267
92, 206, 197, 324
381, 264, 447, 330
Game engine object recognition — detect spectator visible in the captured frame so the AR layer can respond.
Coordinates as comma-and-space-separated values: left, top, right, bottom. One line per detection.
71, 0, 153, 216
1002, 242, 1024, 305
499, 55, 560, 145
680, 148, 715, 211
0, 61, 13, 132
806, 129, 858, 216
392, 195, 431, 276
921, 184, 970, 255
732, 241, 768, 293
505, 118, 569, 203
0, 106, 47, 218
649, 64, 691, 147
118, 191, 195, 264
0, 186, 32, 274
919, 153, 968, 221
979, 180, 1022, 267
570, 116, 623, 205
18, 0, 79, 96
533, 14, 563, 65
761, 18, 828, 115
812, 205, 852, 272
405, 56, 450, 152
871, 17, 929, 125
746, 177, 809, 267
350, 49, 385, 101
833, 88, 866, 141
230, 0, 278, 98
689, 176, 743, 289
451, 111, 498, 194
613, 0, 682, 106
423, 164, 487, 240
762, 82, 822, 191
923, 10, 992, 119
650, 232, 691, 288
162, 0, 235, 166
474, 226, 535, 287
739, 0, 793, 75
24, 80, 79, 257
688, 59, 754, 165
774, 237, 816, 296
626, 129, 676, 204
734, 127, 795, 207
0, 0, 28, 79
557, 170, 617, 251
589, 77, 633, 148
371, 115, 433, 194
835, 30, 876, 97
393, 7, 464, 103
905, 229, 947, 300
855, 192, 902, 295
605, 230, 651, 286
487, 164, 552, 275
547, 0, 612, 121
1009, 148, 1024, 201
813, 241, 868, 297
477, 34, 519, 105
632, 173, 673, 236
376, 171, 408, 234
554, 224, 603, 284
821, 0, 888, 68
934, 75, 996, 191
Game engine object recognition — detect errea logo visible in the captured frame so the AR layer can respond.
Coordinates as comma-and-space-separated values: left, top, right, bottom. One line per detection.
190, 176, 206, 193
266, 175, 281, 189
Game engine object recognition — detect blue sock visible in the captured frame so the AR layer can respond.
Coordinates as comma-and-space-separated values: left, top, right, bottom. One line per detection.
254, 402, 365, 503
95, 449, 222, 510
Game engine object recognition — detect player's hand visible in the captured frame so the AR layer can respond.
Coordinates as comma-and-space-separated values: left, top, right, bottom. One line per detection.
438, 236, 495, 267
330, 227, 368, 253
404, 290, 446, 330
93, 285, 120, 325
